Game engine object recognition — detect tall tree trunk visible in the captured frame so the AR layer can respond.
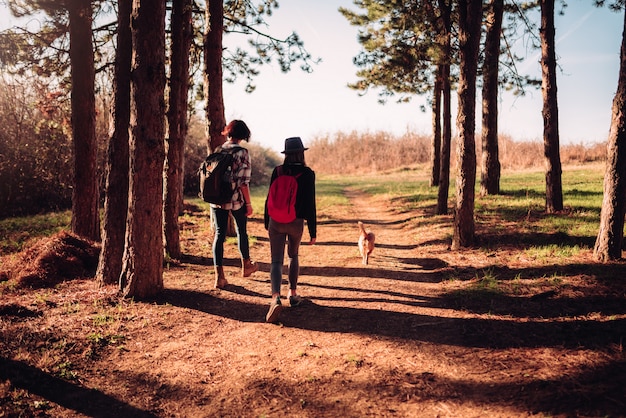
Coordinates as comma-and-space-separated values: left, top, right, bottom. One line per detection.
437, 62, 452, 215
594, 10, 626, 262
96, 0, 131, 285
451, 0, 481, 249
436, 0, 452, 216
540, 0, 563, 213
68, 0, 100, 241
204, 0, 227, 152
164, 0, 193, 260
120, 0, 166, 299
430, 68, 442, 188
480, 0, 503, 196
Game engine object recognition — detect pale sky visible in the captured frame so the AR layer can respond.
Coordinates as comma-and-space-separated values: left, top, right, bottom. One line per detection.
223, 0, 623, 152
1, 1, 623, 154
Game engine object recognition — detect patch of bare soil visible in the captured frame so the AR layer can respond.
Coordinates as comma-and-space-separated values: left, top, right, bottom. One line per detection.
1, 189, 626, 417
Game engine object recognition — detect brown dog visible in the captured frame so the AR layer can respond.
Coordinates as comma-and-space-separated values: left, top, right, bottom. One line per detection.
358, 221, 375, 265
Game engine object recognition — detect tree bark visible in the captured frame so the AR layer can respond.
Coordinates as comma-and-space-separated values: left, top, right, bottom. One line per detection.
451, 0, 481, 249
430, 68, 442, 188
68, 0, 100, 242
436, 0, 452, 216
594, 10, 626, 262
437, 62, 452, 215
204, 0, 227, 152
480, 0, 503, 196
120, 0, 166, 299
96, 0, 132, 286
164, 0, 193, 260
540, 0, 563, 213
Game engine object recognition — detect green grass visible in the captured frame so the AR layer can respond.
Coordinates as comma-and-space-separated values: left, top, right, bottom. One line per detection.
0, 165, 606, 259
0, 211, 71, 255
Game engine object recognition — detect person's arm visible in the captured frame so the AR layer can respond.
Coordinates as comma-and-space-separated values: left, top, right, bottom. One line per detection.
233, 148, 253, 216
240, 183, 253, 216
306, 170, 317, 244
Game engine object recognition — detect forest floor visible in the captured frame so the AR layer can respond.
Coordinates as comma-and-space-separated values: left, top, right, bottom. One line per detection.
1, 187, 626, 417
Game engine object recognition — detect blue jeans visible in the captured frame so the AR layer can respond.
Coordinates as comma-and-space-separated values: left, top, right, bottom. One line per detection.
211, 205, 250, 266
268, 218, 304, 295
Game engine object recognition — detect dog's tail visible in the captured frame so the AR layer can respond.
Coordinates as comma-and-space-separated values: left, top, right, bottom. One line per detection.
358, 221, 367, 235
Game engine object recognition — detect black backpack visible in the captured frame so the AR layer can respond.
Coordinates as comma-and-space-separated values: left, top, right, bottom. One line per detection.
198, 146, 243, 204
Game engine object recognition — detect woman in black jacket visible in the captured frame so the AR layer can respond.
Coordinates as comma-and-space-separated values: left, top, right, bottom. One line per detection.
263, 137, 317, 323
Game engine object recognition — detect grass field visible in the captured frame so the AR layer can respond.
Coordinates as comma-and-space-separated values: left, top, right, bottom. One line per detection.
0, 163, 607, 260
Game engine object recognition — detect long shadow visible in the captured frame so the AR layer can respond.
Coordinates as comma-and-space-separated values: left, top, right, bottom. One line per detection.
0, 357, 158, 418
161, 288, 626, 350
477, 230, 597, 249
240, 358, 626, 417
431, 262, 626, 318
318, 217, 410, 226
437, 291, 626, 318
290, 266, 626, 319
446, 261, 625, 283
180, 254, 624, 318
180, 254, 251, 269
298, 264, 447, 282
161, 288, 267, 323
299, 280, 440, 309
315, 240, 419, 250
178, 255, 451, 282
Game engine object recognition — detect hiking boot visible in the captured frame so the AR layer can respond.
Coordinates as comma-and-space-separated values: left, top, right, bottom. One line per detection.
242, 258, 258, 277
265, 296, 282, 323
289, 295, 303, 307
214, 266, 228, 289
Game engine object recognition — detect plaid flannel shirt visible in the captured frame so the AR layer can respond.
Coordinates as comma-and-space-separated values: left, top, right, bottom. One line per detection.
212, 142, 251, 211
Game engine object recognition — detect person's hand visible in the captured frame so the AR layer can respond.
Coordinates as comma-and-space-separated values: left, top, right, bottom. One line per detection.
309, 238, 316, 245
245, 204, 253, 217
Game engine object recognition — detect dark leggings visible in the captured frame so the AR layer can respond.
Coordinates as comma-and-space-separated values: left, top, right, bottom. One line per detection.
268, 218, 304, 295
211, 205, 250, 266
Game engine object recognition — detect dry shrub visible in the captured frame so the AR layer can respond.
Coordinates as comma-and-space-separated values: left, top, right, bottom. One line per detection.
561, 141, 607, 164
0, 230, 100, 289
307, 130, 431, 174
306, 131, 605, 175
489, 135, 606, 170
498, 135, 545, 169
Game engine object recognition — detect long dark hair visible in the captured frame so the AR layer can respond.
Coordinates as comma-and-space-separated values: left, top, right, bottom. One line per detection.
284, 151, 306, 165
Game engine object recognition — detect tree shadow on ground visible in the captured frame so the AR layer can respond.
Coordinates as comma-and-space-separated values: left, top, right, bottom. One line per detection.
297, 264, 448, 282
161, 288, 626, 350
318, 217, 411, 226
0, 357, 158, 418
239, 358, 626, 418
446, 261, 625, 283
476, 230, 597, 249
180, 254, 247, 269
314, 240, 420, 251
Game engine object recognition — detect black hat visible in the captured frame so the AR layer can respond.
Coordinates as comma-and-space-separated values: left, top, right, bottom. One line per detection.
281, 137, 308, 154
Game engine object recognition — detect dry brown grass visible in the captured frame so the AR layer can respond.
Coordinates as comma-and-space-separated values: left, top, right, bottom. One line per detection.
307, 131, 606, 174
307, 130, 431, 174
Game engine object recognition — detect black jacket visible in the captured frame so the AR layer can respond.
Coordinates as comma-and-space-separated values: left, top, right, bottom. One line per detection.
264, 163, 317, 239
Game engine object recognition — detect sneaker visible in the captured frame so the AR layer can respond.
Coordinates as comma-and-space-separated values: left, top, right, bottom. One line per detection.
289, 295, 303, 307
265, 297, 282, 323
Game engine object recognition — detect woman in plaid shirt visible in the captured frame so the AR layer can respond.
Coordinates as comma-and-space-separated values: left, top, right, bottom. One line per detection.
211, 120, 259, 288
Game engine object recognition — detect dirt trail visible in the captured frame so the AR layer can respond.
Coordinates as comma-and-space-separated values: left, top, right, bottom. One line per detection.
2, 186, 625, 418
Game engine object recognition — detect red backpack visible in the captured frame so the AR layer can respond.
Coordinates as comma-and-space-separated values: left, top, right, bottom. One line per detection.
267, 166, 302, 223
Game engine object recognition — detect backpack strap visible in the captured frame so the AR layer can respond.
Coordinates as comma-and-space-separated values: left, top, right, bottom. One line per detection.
222, 145, 243, 155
